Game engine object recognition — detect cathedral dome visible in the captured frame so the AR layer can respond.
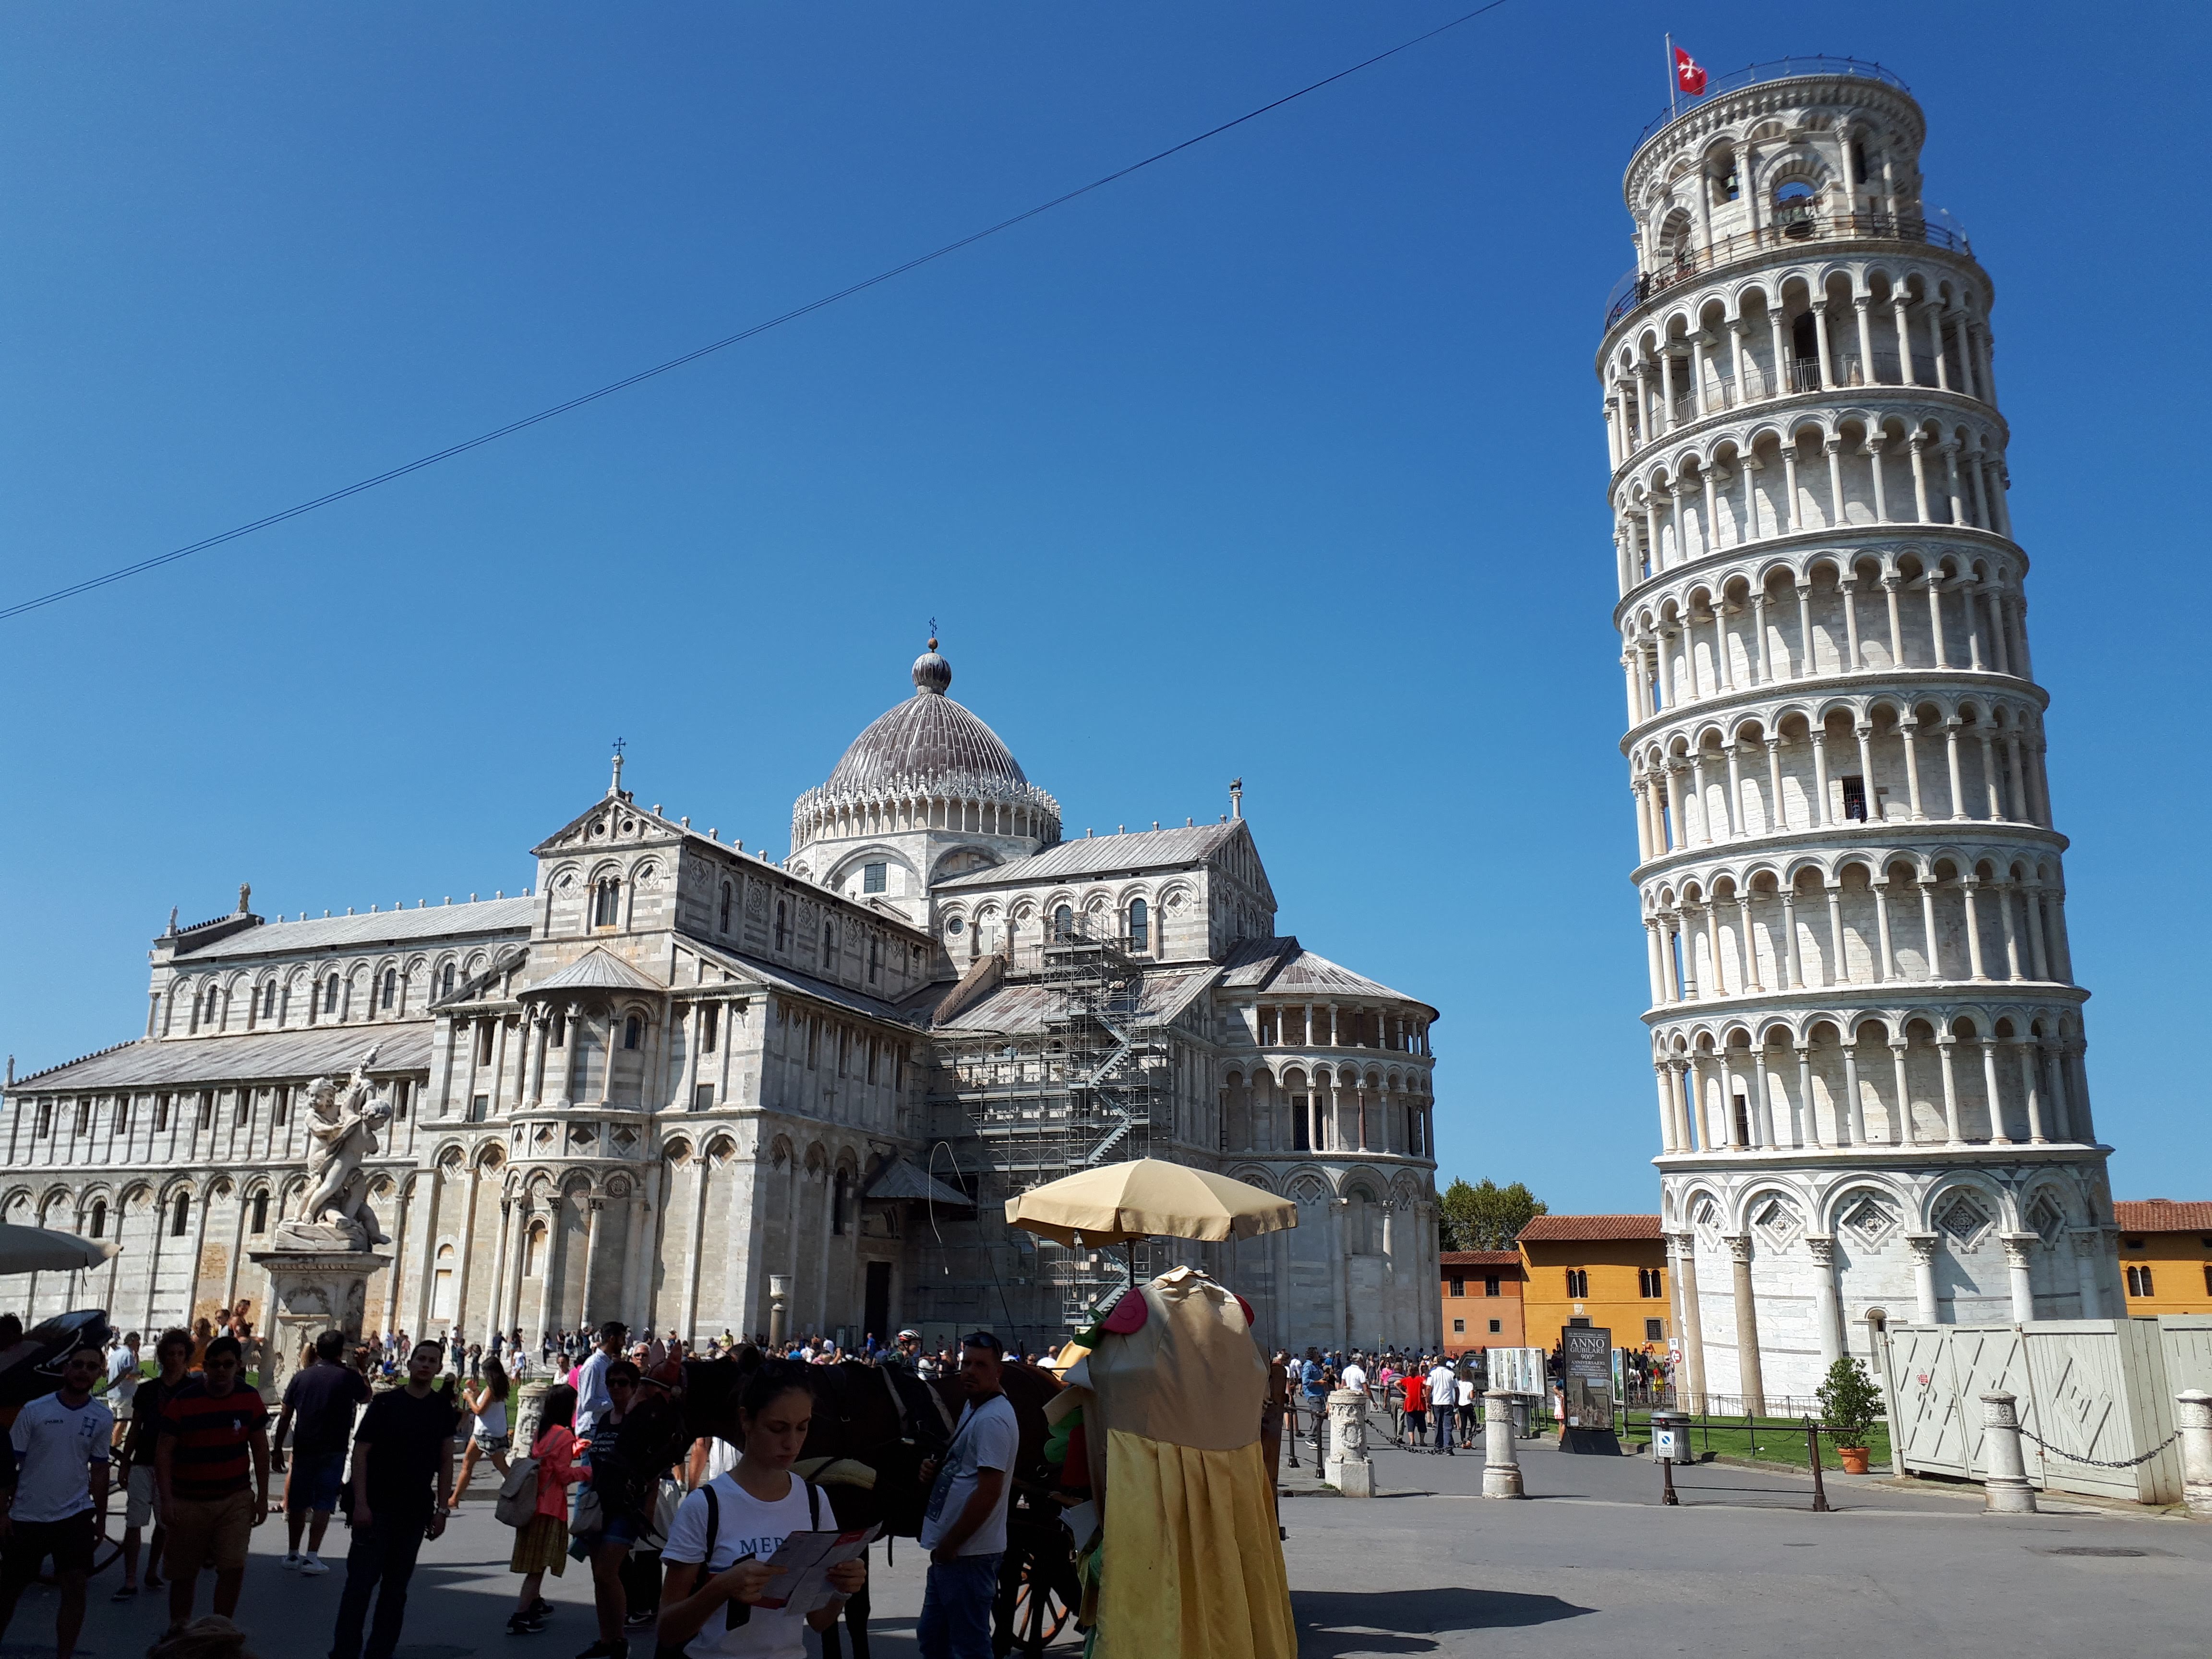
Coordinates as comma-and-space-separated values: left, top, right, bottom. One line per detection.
792, 641, 1061, 856
825, 645, 1028, 795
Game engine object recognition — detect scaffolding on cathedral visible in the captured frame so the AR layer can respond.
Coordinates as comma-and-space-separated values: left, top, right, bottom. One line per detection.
924, 921, 1172, 1335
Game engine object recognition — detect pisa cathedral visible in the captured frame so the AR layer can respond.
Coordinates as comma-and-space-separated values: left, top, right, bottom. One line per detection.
1603, 62, 2120, 1404
1, 643, 1442, 1357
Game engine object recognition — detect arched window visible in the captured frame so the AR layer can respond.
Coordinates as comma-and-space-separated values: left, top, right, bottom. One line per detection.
594, 878, 621, 927
1053, 904, 1074, 940
89, 1201, 107, 1239
624, 1015, 642, 1051
868, 938, 881, 984
261, 982, 277, 1021
774, 901, 789, 951
323, 976, 339, 1015
250, 1191, 269, 1233
1128, 899, 1149, 952
440, 962, 457, 999
171, 1192, 191, 1237
832, 1169, 851, 1237
381, 969, 397, 1010
720, 882, 733, 933
823, 921, 837, 970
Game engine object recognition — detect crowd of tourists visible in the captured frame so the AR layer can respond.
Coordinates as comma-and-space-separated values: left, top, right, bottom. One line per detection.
1280, 1346, 1489, 1453
0, 1315, 1022, 1659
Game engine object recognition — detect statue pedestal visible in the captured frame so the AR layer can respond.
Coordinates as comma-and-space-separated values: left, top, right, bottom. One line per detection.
248, 1249, 390, 1405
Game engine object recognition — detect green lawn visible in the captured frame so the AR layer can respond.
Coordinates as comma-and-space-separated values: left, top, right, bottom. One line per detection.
1615, 1409, 1891, 1471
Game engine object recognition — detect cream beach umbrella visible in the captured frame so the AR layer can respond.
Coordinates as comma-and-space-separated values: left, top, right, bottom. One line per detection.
1005, 1159, 1296, 1248
0, 1224, 116, 1276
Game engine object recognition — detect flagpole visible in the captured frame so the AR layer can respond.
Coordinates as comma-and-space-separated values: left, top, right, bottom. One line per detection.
1666, 33, 1677, 120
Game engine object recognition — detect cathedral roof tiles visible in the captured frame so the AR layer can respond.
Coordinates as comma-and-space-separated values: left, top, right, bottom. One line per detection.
928, 964, 1218, 1035
174, 896, 534, 960
12, 1023, 433, 1091
934, 822, 1242, 890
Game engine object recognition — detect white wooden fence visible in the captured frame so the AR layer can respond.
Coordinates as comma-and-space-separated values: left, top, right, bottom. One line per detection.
1879, 1315, 2212, 1504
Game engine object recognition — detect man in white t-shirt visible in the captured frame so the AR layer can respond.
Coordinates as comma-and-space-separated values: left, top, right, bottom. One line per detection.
916, 1334, 1018, 1659
1339, 1358, 1368, 1396
0, 1345, 114, 1659
1427, 1359, 1460, 1455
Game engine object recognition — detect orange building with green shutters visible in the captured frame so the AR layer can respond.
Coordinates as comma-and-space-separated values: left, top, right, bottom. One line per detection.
2115, 1200, 2212, 1314
1516, 1214, 1671, 1356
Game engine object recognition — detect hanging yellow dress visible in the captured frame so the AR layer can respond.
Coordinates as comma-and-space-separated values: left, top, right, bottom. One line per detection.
1060, 1265, 1296, 1659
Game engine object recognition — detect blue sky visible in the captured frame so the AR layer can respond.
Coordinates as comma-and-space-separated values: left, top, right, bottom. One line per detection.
2, 4, 2205, 1212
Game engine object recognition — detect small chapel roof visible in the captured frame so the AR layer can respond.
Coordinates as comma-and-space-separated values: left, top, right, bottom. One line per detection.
863, 1157, 974, 1207
10, 1023, 433, 1092
174, 895, 534, 961
1218, 936, 1430, 1010
531, 946, 663, 995
934, 821, 1243, 890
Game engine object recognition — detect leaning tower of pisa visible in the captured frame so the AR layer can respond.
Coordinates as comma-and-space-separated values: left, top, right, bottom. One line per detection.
1597, 60, 2120, 1408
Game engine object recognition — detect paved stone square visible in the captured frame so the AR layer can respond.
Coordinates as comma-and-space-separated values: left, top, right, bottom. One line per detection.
11, 1429, 2208, 1659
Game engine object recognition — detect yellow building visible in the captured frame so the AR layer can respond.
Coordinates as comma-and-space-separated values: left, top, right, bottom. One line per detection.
1516, 1214, 1670, 1356
2116, 1201, 2212, 1314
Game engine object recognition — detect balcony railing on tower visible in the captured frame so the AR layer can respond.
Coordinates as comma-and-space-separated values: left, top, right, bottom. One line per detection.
1605, 210, 1972, 331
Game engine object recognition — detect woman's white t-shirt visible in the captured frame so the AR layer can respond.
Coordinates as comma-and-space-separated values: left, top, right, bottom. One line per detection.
660, 1473, 820, 1659
474, 1394, 508, 1438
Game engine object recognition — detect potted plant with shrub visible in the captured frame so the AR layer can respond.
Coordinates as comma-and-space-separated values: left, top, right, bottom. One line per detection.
1816, 1356, 1882, 1474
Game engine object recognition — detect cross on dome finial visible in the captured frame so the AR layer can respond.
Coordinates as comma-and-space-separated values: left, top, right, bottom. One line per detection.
609, 737, 627, 797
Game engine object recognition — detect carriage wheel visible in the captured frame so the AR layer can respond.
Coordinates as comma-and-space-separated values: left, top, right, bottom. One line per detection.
34, 1526, 123, 1586
1007, 1534, 1077, 1656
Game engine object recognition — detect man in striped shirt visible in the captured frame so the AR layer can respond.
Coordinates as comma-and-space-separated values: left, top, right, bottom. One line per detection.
155, 1335, 270, 1635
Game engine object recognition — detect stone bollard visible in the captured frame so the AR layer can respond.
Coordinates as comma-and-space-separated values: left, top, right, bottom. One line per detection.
512, 1381, 551, 1454
1979, 1392, 2037, 1515
2177, 1391, 2212, 1518
1483, 1389, 1525, 1499
1324, 1388, 1375, 1498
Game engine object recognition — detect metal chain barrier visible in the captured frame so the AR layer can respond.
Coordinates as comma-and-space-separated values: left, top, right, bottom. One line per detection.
2018, 1427, 2182, 1470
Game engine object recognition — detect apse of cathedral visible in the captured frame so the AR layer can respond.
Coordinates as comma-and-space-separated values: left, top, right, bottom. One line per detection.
1, 643, 1441, 1356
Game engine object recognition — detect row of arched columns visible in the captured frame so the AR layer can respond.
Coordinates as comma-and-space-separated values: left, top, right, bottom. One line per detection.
791, 777, 1061, 853
1632, 706, 2050, 858
1645, 855, 2073, 1003
1609, 279, 1995, 469
1653, 1017, 2093, 1154
1623, 549, 2032, 719
1220, 1066, 1433, 1159
1615, 416, 2009, 590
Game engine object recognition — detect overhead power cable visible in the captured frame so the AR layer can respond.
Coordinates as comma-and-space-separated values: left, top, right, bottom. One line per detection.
0, 1, 1510, 624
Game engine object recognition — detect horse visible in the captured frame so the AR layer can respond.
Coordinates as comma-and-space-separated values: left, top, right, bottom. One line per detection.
678, 1348, 1065, 1659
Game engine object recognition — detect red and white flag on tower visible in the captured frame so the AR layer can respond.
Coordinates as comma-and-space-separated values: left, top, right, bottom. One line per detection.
1673, 46, 1709, 96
